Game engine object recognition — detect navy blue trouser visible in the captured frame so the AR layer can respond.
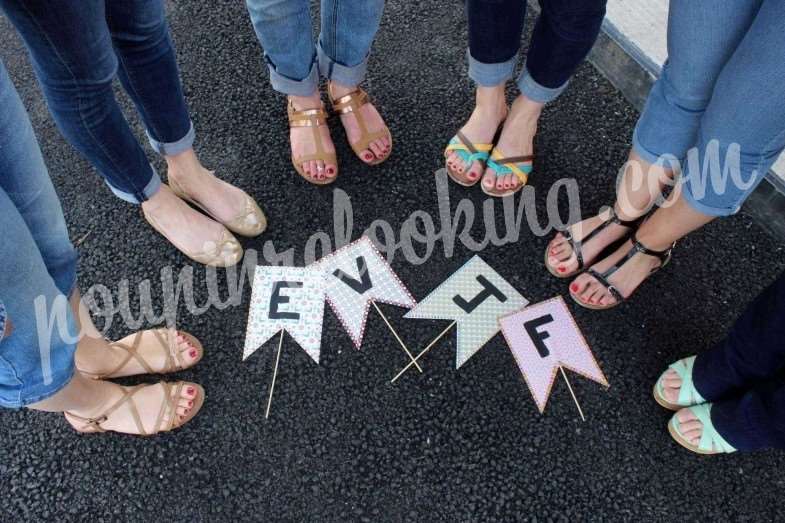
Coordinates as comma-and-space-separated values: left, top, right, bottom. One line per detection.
694, 271, 785, 451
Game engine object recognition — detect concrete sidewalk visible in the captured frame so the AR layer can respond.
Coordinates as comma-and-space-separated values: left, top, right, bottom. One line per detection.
1, 1, 783, 521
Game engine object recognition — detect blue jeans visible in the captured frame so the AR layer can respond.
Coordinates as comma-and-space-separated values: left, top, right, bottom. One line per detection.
633, 0, 785, 216
466, 0, 607, 103
0, 60, 78, 409
692, 271, 785, 451
245, 0, 385, 96
0, 0, 195, 204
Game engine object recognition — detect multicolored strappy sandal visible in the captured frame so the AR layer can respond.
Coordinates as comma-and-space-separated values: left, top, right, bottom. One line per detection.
65, 381, 204, 437
287, 99, 338, 185
653, 356, 706, 411
668, 404, 737, 455
329, 86, 392, 166
570, 232, 675, 310
443, 130, 494, 187
482, 147, 535, 197
81, 328, 204, 380
545, 207, 645, 278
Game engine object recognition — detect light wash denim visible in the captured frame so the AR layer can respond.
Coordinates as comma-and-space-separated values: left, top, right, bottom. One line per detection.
0, 0, 196, 204
633, 0, 785, 216
245, 0, 385, 96
0, 60, 78, 409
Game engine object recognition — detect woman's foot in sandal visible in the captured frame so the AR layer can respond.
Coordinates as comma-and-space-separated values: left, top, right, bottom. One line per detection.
141, 184, 243, 267
64, 380, 203, 436
569, 233, 674, 309
328, 81, 391, 165
166, 150, 266, 238
653, 356, 706, 411
445, 85, 507, 185
76, 328, 203, 379
288, 92, 338, 183
546, 206, 645, 278
669, 404, 736, 455
481, 94, 540, 196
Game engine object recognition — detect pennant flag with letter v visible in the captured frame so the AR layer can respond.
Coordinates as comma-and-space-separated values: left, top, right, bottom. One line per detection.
243, 265, 325, 363
498, 296, 608, 418
404, 255, 528, 368
313, 235, 416, 349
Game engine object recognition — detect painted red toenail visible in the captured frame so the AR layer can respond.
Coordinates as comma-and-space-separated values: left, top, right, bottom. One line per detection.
570, 284, 579, 292
557, 267, 566, 273
187, 387, 195, 394
189, 350, 197, 358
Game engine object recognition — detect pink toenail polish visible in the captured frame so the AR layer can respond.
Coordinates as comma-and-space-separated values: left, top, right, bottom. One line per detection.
189, 350, 197, 358
187, 387, 195, 394
557, 267, 566, 273
570, 283, 579, 292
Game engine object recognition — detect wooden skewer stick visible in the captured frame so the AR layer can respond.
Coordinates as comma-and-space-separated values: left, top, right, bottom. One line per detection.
265, 330, 285, 419
559, 366, 585, 422
372, 301, 422, 373
391, 321, 456, 383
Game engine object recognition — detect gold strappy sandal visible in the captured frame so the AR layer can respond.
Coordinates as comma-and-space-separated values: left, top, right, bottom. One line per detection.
81, 328, 204, 380
142, 188, 243, 268
168, 175, 267, 238
287, 99, 338, 185
65, 381, 204, 436
328, 85, 392, 165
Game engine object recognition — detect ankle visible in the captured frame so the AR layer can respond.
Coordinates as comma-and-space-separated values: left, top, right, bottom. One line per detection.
289, 91, 323, 110
475, 85, 507, 120
508, 95, 543, 127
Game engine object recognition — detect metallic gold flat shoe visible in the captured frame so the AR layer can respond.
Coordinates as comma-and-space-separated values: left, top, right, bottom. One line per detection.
169, 174, 267, 237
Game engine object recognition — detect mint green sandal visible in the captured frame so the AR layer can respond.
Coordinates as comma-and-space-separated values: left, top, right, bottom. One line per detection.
668, 404, 736, 455
444, 131, 493, 187
653, 356, 705, 411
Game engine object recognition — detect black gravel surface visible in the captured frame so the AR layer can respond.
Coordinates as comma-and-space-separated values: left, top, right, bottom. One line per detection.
1, 1, 784, 521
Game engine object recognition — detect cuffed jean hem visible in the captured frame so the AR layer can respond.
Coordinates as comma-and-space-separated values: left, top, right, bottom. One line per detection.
266, 59, 320, 97
631, 130, 683, 167
317, 40, 369, 87
517, 66, 568, 104
147, 121, 196, 156
467, 50, 516, 87
0, 357, 75, 409
681, 181, 741, 217
106, 164, 162, 204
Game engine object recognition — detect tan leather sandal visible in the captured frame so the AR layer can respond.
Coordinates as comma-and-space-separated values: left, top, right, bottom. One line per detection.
328, 85, 392, 165
168, 175, 267, 238
142, 189, 243, 268
287, 99, 338, 185
65, 381, 204, 436
81, 328, 203, 380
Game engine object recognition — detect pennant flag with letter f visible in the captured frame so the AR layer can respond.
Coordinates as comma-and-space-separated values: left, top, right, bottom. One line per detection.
498, 296, 608, 419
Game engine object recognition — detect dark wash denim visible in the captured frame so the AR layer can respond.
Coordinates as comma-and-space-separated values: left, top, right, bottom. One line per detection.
0, 0, 194, 204
466, 0, 607, 99
693, 271, 785, 451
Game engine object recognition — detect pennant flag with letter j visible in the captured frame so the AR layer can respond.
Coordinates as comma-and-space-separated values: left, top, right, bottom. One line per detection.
498, 296, 608, 413
405, 256, 528, 368
313, 236, 416, 348
243, 265, 325, 363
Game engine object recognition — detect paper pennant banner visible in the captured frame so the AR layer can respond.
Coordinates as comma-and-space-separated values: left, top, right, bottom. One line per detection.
404, 256, 528, 368
498, 296, 608, 413
243, 265, 325, 363
313, 236, 416, 348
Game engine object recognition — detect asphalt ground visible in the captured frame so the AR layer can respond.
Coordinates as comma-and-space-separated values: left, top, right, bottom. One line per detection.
2, 1, 784, 521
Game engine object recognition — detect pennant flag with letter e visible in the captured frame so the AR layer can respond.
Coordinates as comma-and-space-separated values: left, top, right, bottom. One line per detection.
393, 256, 528, 381
313, 236, 416, 350
243, 265, 326, 417
498, 296, 608, 420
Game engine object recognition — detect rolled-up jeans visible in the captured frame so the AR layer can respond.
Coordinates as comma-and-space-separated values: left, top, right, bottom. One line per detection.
466, 0, 607, 103
633, 0, 785, 216
0, 59, 78, 408
245, 0, 385, 96
0, 0, 195, 204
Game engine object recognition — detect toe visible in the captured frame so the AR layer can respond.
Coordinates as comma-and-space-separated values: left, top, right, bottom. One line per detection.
369, 141, 384, 159
361, 149, 375, 163
325, 163, 337, 179
481, 169, 496, 189
677, 408, 698, 423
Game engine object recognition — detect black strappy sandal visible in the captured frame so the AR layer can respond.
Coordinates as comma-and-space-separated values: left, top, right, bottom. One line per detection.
545, 207, 645, 279
570, 232, 676, 310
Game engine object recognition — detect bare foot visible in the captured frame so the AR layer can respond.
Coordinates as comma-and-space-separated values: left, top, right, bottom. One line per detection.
65, 381, 201, 435
167, 150, 265, 236
76, 330, 202, 379
329, 81, 390, 164
141, 184, 240, 264
446, 85, 507, 184
482, 94, 541, 194
289, 92, 337, 182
